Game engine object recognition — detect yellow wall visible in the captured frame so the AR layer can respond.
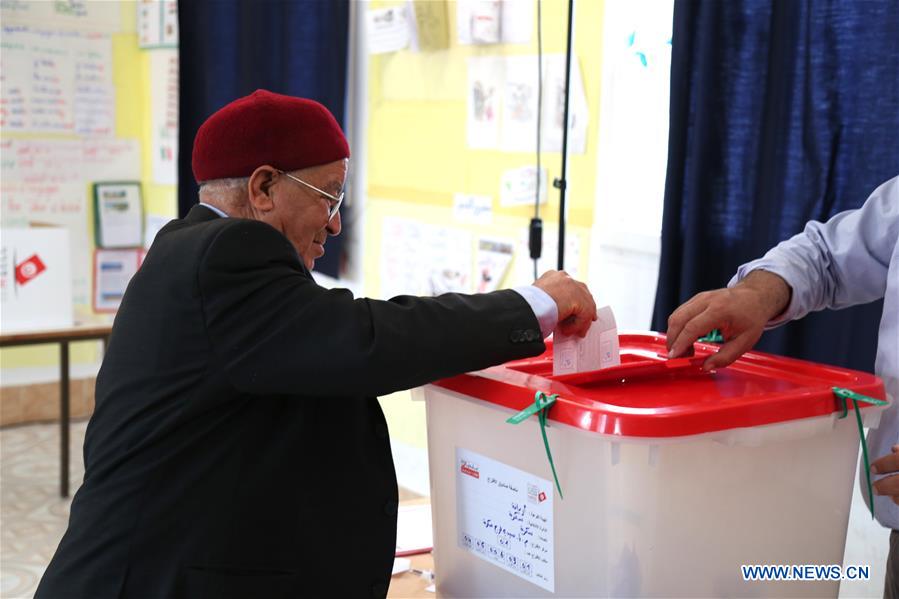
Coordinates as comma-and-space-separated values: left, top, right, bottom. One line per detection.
0, 2, 177, 372
367, 0, 606, 448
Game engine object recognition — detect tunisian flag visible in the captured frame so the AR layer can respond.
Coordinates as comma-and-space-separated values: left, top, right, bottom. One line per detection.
15, 254, 47, 285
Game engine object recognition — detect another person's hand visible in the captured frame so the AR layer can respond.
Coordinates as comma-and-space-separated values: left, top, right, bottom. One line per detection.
872, 445, 899, 506
666, 270, 792, 370
533, 270, 597, 337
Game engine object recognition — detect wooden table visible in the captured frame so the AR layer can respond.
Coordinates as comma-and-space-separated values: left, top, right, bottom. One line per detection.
0, 323, 112, 497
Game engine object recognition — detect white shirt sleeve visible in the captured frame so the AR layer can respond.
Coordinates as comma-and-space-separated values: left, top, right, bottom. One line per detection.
512, 286, 559, 338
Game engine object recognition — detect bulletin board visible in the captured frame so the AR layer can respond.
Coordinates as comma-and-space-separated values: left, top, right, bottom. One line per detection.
364, 0, 603, 301
0, 3, 177, 325
0, 2, 177, 368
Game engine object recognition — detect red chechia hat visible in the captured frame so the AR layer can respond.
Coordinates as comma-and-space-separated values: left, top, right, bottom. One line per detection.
191, 89, 350, 182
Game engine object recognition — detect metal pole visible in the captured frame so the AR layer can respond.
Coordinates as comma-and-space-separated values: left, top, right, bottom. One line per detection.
60, 341, 70, 497
555, 0, 575, 270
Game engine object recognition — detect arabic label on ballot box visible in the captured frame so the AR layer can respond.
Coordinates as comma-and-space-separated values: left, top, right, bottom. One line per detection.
455, 447, 554, 592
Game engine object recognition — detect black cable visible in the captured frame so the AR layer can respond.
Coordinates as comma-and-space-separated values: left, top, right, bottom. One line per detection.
530, 0, 544, 281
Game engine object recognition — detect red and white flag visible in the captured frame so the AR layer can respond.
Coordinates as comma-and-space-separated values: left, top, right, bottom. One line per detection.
15, 254, 47, 285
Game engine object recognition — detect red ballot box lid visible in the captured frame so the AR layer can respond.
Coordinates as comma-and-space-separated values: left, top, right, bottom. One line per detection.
433, 333, 886, 438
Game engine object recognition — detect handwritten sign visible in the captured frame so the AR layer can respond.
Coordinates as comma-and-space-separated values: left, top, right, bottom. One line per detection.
1, 182, 90, 305
1, 25, 114, 135
455, 447, 554, 592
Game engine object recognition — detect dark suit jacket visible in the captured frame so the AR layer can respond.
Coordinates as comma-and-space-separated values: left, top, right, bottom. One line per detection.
36, 205, 545, 598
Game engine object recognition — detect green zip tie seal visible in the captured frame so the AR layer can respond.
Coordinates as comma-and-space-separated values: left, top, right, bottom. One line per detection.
833, 387, 888, 518
506, 392, 564, 499
698, 329, 724, 343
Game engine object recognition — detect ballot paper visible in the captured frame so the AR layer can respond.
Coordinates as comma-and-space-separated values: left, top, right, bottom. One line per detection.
553, 306, 620, 376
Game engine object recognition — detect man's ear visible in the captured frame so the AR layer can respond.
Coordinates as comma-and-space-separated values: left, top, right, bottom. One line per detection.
248, 166, 277, 213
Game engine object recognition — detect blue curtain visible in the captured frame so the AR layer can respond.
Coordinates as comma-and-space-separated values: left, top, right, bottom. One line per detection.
178, 0, 351, 278
651, 0, 899, 372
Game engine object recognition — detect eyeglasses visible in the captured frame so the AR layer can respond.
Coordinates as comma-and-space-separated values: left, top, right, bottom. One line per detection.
276, 169, 344, 221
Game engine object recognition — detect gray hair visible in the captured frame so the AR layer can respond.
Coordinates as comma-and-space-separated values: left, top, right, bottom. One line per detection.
198, 177, 251, 216
198, 176, 250, 198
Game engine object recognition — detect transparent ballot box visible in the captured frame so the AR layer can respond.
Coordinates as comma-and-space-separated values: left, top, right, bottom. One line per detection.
417, 333, 888, 598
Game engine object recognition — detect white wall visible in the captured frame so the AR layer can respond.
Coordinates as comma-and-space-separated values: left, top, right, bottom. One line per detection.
588, 0, 672, 330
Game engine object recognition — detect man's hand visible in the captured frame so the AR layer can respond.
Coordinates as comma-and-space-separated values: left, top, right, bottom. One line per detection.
666, 270, 792, 370
873, 445, 899, 506
533, 270, 597, 337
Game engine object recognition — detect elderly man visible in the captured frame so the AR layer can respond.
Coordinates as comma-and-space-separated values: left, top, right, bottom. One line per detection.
666, 175, 899, 598
36, 90, 597, 599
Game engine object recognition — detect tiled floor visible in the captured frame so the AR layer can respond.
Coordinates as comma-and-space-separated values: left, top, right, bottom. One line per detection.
0, 421, 424, 599
0, 420, 86, 599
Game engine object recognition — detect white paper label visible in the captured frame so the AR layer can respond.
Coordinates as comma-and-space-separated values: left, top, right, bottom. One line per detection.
455, 447, 554, 592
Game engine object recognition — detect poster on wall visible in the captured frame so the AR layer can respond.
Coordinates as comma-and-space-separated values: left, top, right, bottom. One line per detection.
466, 54, 588, 153
466, 56, 503, 149
138, 0, 179, 49
0, 228, 73, 333
0, 26, 115, 136
93, 249, 142, 312
366, 5, 412, 54
500, 165, 546, 207
379, 217, 473, 299
94, 182, 143, 248
500, 55, 540, 151
456, 0, 532, 45
475, 238, 514, 293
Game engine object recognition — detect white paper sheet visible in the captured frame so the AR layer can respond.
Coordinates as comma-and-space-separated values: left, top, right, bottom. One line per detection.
553, 306, 621, 375
138, 1, 178, 48
541, 55, 589, 154
367, 5, 411, 54
96, 183, 143, 248
149, 49, 179, 185
391, 557, 411, 576
500, 165, 546, 207
457, 0, 532, 44
466, 56, 503, 149
395, 503, 433, 556
94, 249, 141, 312
500, 55, 540, 151
456, 447, 554, 592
